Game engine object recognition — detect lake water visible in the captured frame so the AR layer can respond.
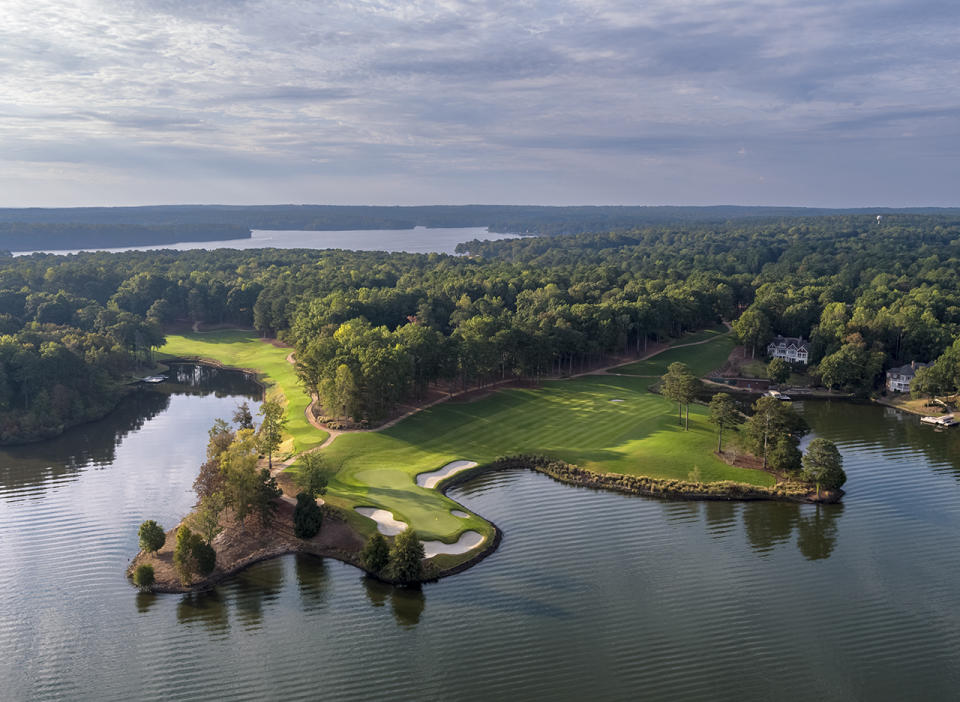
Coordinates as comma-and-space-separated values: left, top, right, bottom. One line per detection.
14, 226, 518, 256
1, 371, 959, 700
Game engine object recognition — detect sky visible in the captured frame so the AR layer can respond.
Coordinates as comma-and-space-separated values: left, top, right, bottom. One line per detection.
1, 0, 958, 208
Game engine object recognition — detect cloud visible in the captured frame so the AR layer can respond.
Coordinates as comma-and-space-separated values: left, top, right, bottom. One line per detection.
0, 0, 958, 206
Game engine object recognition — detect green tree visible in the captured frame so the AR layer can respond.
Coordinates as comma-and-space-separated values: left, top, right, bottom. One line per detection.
732, 308, 772, 359
190, 492, 225, 543
173, 525, 199, 585
767, 357, 791, 386
661, 362, 700, 430
293, 492, 323, 539
361, 532, 390, 573
132, 564, 155, 590
388, 528, 425, 584
294, 451, 329, 498
138, 520, 166, 553
708, 392, 743, 453
768, 435, 802, 473
743, 396, 808, 469
257, 399, 287, 469
802, 438, 846, 496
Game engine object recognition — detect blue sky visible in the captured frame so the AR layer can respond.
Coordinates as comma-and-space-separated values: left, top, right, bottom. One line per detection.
1, 0, 958, 207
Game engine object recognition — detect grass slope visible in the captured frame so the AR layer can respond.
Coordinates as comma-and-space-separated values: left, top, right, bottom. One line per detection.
618, 334, 736, 378
160, 331, 328, 454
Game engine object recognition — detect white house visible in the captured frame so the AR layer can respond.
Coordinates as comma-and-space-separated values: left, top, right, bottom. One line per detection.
766, 336, 810, 365
886, 361, 930, 393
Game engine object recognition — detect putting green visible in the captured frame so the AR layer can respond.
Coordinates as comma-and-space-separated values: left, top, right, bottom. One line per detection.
162, 327, 772, 560
160, 330, 328, 454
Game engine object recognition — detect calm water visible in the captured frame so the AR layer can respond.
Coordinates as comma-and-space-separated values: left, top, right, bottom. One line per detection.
1, 376, 959, 700
14, 226, 518, 256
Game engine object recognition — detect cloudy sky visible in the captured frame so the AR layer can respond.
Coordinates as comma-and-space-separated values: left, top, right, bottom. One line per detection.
1, 0, 958, 207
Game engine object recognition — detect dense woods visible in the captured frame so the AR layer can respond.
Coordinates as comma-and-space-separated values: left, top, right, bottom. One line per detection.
3, 213, 960, 436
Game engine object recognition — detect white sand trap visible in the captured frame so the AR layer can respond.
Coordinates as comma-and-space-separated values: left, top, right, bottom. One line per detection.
355, 507, 408, 536
451, 509, 469, 518
415, 460, 479, 489
422, 531, 485, 558
610, 398, 625, 403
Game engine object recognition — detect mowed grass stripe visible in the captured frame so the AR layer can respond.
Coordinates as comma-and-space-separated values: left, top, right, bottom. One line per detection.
617, 334, 736, 378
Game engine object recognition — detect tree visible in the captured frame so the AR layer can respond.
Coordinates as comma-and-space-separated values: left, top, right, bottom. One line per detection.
232, 401, 254, 430
743, 396, 808, 469
173, 525, 199, 585
293, 492, 323, 539
708, 392, 742, 453
768, 435, 802, 473
132, 564, 155, 590
190, 492, 225, 543
254, 469, 282, 527
361, 532, 390, 573
173, 525, 216, 584
388, 527, 425, 584
257, 399, 287, 469
661, 362, 700, 430
767, 357, 791, 387
732, 308, 772, 358
294, 451, 329, 498
802, 438, 846, 496
138, 520, 166, 553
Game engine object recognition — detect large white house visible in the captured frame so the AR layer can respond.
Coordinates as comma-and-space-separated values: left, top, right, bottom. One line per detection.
886, 361, 930, 393
766, 336, 810, 365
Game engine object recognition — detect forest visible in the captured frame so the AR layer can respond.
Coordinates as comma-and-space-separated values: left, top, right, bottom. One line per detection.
1, 212, 959, 439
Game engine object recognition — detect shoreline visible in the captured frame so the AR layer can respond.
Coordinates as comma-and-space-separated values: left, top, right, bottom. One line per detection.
132, 452, 837, 594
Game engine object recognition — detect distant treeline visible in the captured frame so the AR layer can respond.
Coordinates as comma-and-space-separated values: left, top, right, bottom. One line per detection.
4, 205, 960, 250
0, 223, 250, 253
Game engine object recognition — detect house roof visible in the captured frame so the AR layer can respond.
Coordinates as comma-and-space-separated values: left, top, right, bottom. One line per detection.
886, 362, 930, 379
767, 335, 809, 352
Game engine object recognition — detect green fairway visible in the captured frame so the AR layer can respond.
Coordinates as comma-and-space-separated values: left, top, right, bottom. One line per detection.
668, 324, 729, 345
321, 373, 773, 544
617, 334, 735, 378
160, 331, 328, 454
161, 329, 773, 555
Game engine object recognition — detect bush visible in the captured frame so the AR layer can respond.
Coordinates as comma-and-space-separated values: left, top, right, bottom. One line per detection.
293, 492, 323, 539
138, 520, 166, 553
194, 541, 217, 576
132, 564, 155, 590
173, 525, 217, 584
360, 532, 390, 573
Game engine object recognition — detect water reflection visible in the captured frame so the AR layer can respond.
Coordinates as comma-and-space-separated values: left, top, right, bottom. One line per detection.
165, 363, 264, 399
135, 592, 158, 614
234, 558, 286, 630
362, 577, 426, 627
740, 502, 843, 560
797, 505, 843, 561
295, 555, 331, 609
176, 591, 231, 634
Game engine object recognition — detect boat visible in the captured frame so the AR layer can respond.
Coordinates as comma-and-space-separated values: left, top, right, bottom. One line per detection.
920, 414, 958, 427
141, 375, 167, 384
763, 389, 791, 401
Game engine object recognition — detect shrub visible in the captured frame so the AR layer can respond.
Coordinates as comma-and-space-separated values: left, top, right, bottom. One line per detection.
360, 532, 390, 573
132, 564, 155, 590
138, 520, 166, 553
173, 525, 217, 584
293, 492, 323, 539
194, 541, 217, 576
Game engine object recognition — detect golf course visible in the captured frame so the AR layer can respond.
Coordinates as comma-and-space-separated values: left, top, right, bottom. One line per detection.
160, 327, 771, 567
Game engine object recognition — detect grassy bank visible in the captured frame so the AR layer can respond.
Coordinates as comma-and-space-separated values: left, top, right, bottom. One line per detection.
617, 334, 736, 377
160, 331, 328, 454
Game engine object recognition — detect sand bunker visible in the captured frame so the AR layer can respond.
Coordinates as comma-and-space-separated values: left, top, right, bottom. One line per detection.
354, 507, 408, 536
422, 531, 485, 558
610, 398, 624, 403
451, 509, 469, 518
415, 460, 479, 489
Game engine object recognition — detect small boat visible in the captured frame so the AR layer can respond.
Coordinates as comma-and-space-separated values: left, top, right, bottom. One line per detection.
141, 375, 167, 384
764, 389, 791, 401
920, 414, 958, 427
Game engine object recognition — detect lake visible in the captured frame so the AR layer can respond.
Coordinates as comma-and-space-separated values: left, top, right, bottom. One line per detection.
13, 226, 518, 256
1, 371, 959, 700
